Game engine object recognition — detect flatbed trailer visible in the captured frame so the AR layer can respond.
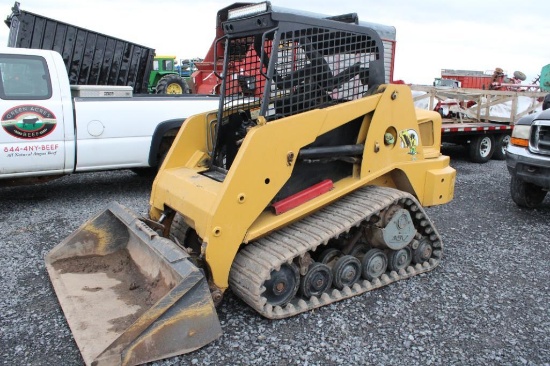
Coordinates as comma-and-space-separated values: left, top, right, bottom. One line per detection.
411, 85, 548, 163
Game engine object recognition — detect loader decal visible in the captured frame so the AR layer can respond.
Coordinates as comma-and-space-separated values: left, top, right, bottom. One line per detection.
1, 105, 57, 140
399, 129, 419, 156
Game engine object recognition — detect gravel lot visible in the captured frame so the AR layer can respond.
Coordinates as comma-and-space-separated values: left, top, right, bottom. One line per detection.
1, 147, 549, 366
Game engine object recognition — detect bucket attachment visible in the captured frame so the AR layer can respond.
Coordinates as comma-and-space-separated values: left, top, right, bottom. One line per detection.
45, 202, 222, 366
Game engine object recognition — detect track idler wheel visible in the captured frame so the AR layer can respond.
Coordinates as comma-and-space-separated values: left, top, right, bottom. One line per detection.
361, 248, 388, 280
299, 262, 333, 298
263, 263, 300, 307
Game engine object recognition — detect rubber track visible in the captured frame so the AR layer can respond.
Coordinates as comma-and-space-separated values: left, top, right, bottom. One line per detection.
229, 185, 443, 319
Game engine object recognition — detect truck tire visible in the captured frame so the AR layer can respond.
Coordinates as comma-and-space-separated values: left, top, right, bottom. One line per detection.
510, 176, 547, 208
492, 134, 510, 160
468, 135, 494, 163
156, 74, 190, 94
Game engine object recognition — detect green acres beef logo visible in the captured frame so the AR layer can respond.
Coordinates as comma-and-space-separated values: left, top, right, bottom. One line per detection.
1, 105, 57, 139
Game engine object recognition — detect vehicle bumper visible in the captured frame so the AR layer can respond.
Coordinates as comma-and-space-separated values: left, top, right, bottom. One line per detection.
506, 145, 550, 189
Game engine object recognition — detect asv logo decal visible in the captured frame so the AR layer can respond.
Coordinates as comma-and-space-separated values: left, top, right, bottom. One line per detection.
1, 105, 57, 139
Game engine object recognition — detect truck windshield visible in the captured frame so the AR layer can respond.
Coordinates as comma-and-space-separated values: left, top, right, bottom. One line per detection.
0, 54, 52, 100
434, 79, 458, 88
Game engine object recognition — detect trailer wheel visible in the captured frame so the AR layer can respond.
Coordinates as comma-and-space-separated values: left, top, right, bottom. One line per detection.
510, 176, 547, 208
468, 135, 494, 163
492, 134, 510, 160
156, 74, 190, 94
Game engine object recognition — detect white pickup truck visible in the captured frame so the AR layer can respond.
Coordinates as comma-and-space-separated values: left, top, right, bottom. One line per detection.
0, 47, 220, 186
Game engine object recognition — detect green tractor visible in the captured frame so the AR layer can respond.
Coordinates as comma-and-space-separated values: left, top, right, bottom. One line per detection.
148, 55, 190, 94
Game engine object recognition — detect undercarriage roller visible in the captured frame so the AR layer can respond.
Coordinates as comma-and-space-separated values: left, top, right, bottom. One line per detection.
388, 247, 412, 272
332, 255, 361, 289
262, 263, 300, 306
316, 249, 361, 290
349, 244, 368, 257
299, 262, 332, 298
412, 237, 434, 264
317, 248, 342, 264
361, 248, 388, 280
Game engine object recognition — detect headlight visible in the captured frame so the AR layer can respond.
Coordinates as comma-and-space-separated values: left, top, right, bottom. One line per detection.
227, 2, 268, 20
510, 125, 530, 147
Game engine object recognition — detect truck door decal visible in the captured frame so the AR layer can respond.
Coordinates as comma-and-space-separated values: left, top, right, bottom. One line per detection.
1, 105, 57, 139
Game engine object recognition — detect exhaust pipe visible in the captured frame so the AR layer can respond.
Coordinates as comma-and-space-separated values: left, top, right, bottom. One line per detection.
45, 202, 222, 366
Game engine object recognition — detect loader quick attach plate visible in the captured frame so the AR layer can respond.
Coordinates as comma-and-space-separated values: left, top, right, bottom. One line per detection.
45, 202, 221, 366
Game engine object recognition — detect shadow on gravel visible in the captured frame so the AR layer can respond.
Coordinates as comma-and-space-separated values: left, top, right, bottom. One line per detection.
0, 170, 155, 202
441, 144, 470, 163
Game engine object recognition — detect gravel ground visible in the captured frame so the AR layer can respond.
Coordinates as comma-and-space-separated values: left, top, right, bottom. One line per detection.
1, 147, 549, 366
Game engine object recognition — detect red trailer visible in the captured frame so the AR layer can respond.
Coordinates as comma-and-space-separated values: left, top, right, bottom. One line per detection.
435, 68, 528, 91
437, 69, 494, 89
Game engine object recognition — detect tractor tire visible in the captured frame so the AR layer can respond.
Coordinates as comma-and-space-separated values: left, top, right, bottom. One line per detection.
510, 176, 547, 208
513, 71, 526, 81
155, 74, 190, 94
468, 135, 494, 163
492, 134, 510, 160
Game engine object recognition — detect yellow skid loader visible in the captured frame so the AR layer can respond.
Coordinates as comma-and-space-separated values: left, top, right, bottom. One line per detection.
46, 2, 455, 365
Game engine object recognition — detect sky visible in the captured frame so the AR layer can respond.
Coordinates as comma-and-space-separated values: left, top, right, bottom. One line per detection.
0, 0, 548, 85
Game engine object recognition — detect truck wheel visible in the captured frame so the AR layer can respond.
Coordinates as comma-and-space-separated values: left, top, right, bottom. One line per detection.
468, 135, 494, 163
510, 176, 547, 208
492, 134, 510, 160
156, 74, 190, 94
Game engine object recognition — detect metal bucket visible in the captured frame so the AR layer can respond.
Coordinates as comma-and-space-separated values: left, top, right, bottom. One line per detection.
45, 202, 221, 366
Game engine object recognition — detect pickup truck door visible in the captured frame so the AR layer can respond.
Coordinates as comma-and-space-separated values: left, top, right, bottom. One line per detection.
0, 52, 69, 177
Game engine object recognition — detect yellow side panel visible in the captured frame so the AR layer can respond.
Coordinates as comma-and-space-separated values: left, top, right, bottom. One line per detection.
150, 85, 456, 290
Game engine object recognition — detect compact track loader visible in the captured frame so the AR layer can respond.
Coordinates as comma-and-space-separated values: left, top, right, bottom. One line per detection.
45, 2, 455, 365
